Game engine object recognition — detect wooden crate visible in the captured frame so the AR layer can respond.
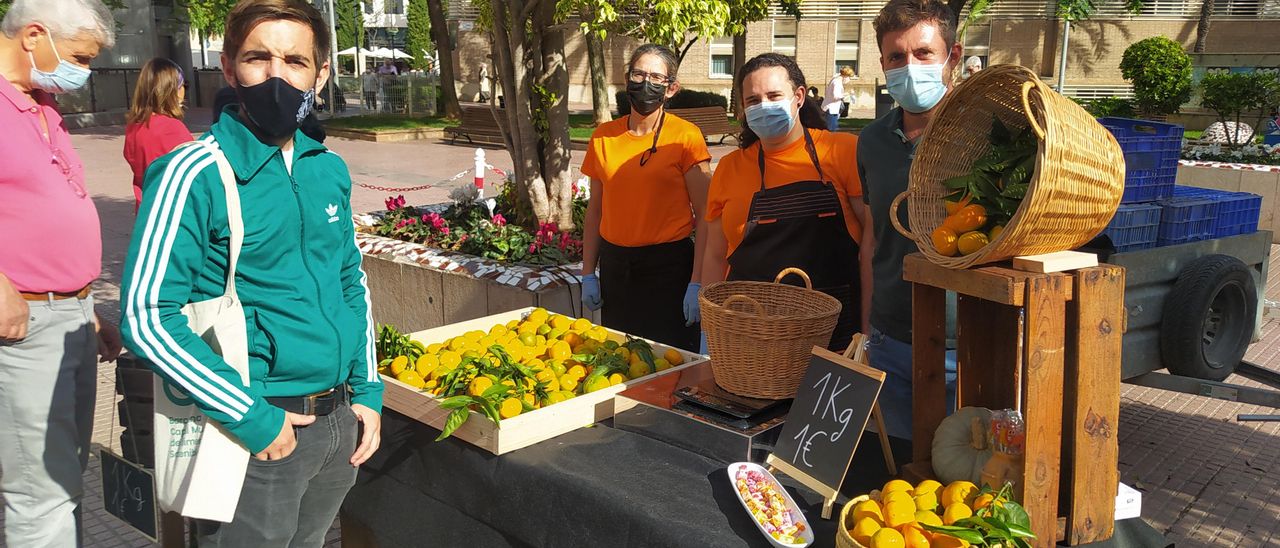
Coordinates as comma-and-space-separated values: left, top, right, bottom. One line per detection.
381, 308, 707, 455
903, 254, 1124, 547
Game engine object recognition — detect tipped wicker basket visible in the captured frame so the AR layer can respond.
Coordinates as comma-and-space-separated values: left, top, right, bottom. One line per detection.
699, 268, 841, 399
889, 64, 1125, 269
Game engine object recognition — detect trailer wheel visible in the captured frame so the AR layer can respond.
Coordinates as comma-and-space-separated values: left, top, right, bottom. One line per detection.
1160, 254, 1257, 381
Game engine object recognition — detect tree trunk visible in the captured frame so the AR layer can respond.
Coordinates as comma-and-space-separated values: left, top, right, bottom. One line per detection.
426, 0, 461, 118
533, 0, 574, 230
1194, 0, 1214, 53
585, 25, 611, 125
731, 33, 747, 116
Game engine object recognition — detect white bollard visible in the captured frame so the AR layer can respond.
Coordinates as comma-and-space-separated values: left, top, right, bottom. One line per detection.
474, 148, 486, 199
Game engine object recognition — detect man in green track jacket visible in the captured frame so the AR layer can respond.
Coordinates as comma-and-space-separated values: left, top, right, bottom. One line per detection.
120, 0, 381, 545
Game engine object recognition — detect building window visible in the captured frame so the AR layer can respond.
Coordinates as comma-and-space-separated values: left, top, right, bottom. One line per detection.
962, 23, 990, 72
835, 18, 859, 75
773, 18, 797, 57
709, 36, 733, 78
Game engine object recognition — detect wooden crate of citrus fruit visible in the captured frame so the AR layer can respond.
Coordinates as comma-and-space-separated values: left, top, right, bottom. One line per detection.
377, 307, 706, 455
837, 479, 1035, 548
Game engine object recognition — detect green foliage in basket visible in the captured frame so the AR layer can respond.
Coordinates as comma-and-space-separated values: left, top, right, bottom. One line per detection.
922, 483, 1036, 548
942, 118, 1038, 226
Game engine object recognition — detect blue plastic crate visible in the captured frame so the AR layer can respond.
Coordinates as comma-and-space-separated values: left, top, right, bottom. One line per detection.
1100, 202, 1161, 251
1098, 117, 1184, 204
1171, 186, 1262, 237
1157, 197, 1219, 246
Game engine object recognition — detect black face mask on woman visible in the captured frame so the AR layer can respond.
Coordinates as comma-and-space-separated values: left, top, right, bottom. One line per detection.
627, 80, 667, 116
237, 77, 315, 140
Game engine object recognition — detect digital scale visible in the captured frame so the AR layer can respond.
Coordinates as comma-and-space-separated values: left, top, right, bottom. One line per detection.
613, 361, 791, 464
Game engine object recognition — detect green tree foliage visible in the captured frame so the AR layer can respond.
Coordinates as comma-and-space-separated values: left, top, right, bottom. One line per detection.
406, 0, 432, 70
183, 0, 236, 37
336, 0, 364, 52
1199, 71, 1280, 147
1119, 36, 1193, 117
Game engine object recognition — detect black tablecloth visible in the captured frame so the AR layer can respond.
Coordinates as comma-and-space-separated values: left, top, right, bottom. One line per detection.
343, 412, 1169, 548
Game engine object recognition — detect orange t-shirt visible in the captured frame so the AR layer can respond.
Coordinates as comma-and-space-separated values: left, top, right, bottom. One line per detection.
707, 129, 863, 256
581, 113, 712, 247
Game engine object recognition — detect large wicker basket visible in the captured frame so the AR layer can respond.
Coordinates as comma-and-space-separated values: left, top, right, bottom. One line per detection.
699, 268, 841, 399
889, 64, 1125, 269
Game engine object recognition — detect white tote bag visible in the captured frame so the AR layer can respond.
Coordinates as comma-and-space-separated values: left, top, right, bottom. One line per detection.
152, 140, 252, 522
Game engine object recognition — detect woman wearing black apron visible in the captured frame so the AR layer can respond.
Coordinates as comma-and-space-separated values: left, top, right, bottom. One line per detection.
702, 53, 872, 352
580, 45, 713, 352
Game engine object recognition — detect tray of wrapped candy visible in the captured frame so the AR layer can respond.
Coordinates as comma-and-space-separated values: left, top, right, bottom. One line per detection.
728, 462, 814, 547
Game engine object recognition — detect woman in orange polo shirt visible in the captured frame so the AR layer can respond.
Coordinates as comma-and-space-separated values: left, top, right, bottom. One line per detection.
580, 44, 712, 351
702, 53, 872, 352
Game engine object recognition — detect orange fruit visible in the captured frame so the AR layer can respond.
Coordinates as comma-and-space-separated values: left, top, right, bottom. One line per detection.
988, 224, 1004, 241
914, 510, 943, 527
956, 231, 989, 256
870, 527, 906, 548
931, 226, 959, 256
940, 481, 979, 508
942, 502, 973, 525
850, 515, 883, 545
898, 523, 930, 548
944, 195, 971, 215
930, 535, 970, 548
498, 397, 522, 419
663, 347, 685, 365
852, 499, 884, 523
883, 499, 916, 528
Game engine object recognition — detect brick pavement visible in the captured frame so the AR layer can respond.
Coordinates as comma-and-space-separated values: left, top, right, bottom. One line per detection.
1, 109, 1277, 546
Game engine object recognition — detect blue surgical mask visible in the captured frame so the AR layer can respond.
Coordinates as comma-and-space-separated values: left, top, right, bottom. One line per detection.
745, 98, 796, 140
29, 33, 91, 94
885, 55, 950, 113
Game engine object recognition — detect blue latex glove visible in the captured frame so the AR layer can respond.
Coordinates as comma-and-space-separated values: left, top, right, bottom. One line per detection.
581, 273, 602, 311
683, 282, 702, 326
699, 331, 708, 355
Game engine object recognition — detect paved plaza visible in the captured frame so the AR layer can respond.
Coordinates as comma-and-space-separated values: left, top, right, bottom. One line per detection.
1, 107, 1277, 546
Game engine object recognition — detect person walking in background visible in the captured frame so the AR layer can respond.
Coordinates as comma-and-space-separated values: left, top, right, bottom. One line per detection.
963, 55, 983, 79
378, 58, 398, 76
0, 0, 123, 545
823, 66, 854, 131
121, 0, 381, 544
579, 44, 712, 352
124, 57, 193, 210
361, 66, 378, 110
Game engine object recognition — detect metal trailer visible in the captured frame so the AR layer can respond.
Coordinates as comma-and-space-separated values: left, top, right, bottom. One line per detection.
1092, 230, 1280, 414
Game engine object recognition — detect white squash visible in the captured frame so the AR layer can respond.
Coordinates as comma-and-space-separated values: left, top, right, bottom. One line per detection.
931, 406, 994, 484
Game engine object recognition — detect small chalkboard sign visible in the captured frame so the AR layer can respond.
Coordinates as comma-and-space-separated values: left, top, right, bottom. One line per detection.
767, 339, 888, 518
99, 449, 158, 541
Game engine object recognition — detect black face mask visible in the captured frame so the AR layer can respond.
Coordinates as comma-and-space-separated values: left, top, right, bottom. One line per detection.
627, 80, 667, 116
237, 77, 315, 140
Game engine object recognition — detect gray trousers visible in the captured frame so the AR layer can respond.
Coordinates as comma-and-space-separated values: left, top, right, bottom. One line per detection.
195, 401, 359, 547
0, 296, 98, 548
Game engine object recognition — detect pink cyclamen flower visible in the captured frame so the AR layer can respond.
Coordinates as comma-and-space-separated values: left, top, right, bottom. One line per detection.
529, 243, 538, 254
492, 213, 507, 226
394, 195, 407, 209
440, 226, 450, 236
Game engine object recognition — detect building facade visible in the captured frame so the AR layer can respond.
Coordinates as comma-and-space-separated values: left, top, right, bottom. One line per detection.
447, 0, 1280, 111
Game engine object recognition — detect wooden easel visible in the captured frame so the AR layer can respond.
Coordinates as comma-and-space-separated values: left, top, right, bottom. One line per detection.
765, 334, 898, 519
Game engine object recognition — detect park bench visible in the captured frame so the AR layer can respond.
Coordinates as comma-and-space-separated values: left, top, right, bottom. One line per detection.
445, 103, 508, 145
667, 106, 739, 145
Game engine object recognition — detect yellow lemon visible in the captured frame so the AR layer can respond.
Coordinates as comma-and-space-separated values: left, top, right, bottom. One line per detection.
883, 499, 915, 528
426, 342, 444, 354
467, 376, 493, 397
989, 224, 1005, 241
429, 364, 453, 381
883, 479, 915, 496
527, 307, 549, 324
913, 491, 939, 513
664, 347, 685, 365
447, 337, 466, 351
439, 351, 462, 369
628, 361, 651, 380
389, 356, 410, 375
550, 315, 572, 331
850, 515, 882, 545
972, 493, 996, 512
549, 340, 572, 361
882, 490, 914, 508
940, 481, 978, 508
582, 376, 611, 394
929, 535, 970, 548
915, 479, 942, 496
914, 510, 942, 528
415, 354, 439, 373
566, 364, 587, 380
942, 503, 973, 526
558, 374, 579, 393
654, 358, 672, 371
869, 527, 905, 548
852, 499, 884, 523
956, 231, 990, 256
498, 397, 522, 419
488, 324, 508, 338
394, 369, 425, 388
608, 373, 625, 386
572, 318, 592, 332
898, 524, 930, 548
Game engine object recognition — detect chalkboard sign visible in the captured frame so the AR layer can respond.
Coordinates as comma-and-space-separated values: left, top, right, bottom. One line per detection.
767, 344, 886, 518
100, 449, 158, 541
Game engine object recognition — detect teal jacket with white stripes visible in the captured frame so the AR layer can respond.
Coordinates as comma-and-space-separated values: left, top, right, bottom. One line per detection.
121, 106, 382, 454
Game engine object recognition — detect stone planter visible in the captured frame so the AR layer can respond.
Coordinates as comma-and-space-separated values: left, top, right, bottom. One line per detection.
326, 126, 446, 143
1178, 160, 1280, 242
356, 230, 593, 334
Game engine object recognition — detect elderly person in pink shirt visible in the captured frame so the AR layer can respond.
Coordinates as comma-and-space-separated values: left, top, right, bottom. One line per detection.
0, 0, 121, 545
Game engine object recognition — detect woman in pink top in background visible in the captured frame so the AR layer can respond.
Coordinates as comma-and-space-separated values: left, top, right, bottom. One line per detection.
123, 57, 191, 209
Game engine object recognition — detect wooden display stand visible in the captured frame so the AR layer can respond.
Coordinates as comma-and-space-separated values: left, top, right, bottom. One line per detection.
903, 253, 1124, 547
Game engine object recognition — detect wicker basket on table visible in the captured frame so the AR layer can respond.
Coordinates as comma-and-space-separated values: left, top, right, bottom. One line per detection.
699, 268, 841, 399
888, 64, 1125, 269
836, 495, 872, 548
